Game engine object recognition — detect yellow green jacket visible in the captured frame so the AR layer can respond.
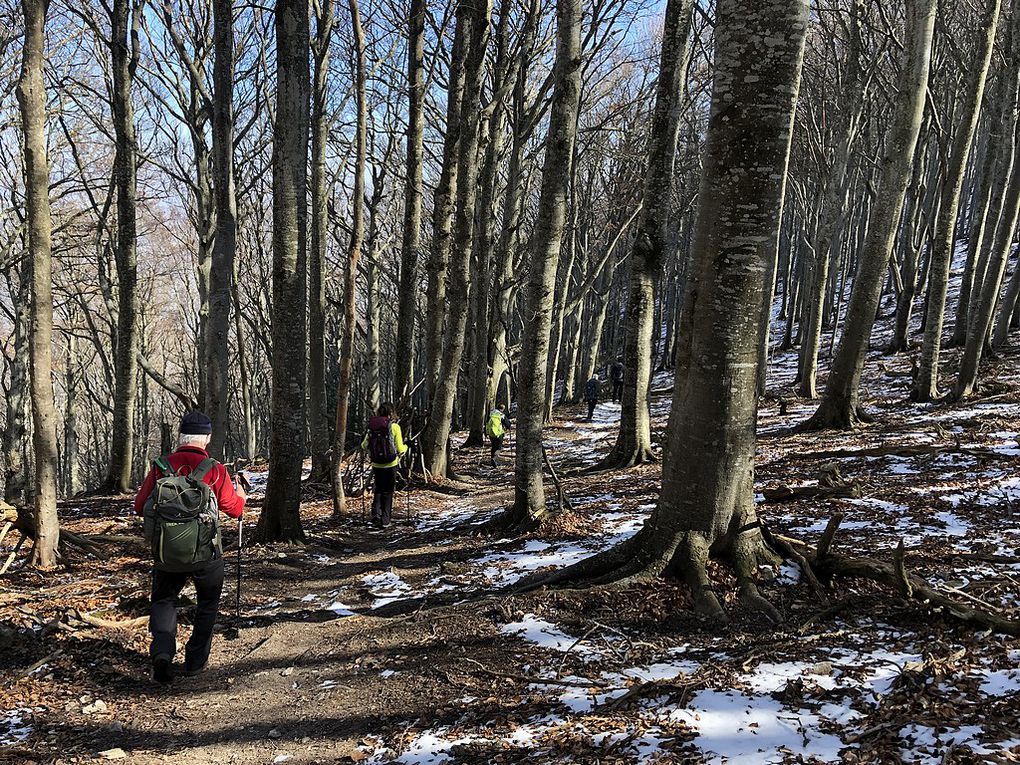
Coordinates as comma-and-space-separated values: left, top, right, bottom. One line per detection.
361, 421, 408, 468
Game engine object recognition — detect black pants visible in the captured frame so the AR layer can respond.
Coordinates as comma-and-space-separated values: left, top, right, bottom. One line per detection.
150, 557, 224, 671
587, 399, 597, 419
490, 435, 504, 464
612, 380, 623, 402
373, 466, 396, 526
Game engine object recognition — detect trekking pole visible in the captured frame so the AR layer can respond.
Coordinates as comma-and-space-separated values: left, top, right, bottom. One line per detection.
225, 516, 243, 640
360, 451, 367, 525
235, 517, 243, 622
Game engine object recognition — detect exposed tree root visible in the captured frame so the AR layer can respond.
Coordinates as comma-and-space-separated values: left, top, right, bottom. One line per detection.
594, 442, 657, 473
795, 399, 875, 432
778, 517, 1020, 636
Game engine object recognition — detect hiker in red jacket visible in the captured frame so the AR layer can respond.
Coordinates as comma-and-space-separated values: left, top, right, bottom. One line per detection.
134, 411, 247, 684
361, 402, 408, 528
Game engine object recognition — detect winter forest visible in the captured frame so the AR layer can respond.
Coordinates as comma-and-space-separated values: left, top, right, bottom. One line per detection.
3, 0, 1020, 760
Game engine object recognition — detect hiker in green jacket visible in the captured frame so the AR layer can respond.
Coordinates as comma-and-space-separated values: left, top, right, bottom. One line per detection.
484, 407, 510, 467
361, 403, 408, 528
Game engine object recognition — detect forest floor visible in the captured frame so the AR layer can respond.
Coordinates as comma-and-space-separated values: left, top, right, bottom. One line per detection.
4, 326, 1020, 763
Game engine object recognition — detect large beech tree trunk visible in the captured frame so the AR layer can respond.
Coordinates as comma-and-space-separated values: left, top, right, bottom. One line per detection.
393, 0, 426, 402
503, 0, 584, 526
18, 0, 60, 568
331, 0, 366, 517
801, 0, 937, 430
531, 0, 809, 624
255, 0, 309, 543
914, 0, 1001, 401
208, 0, 239, 460
106, 0, 141, 493
603, 0, 694, 469
423, 11, 470, 399
420, 0, 492, 477
308, 0, 335, 481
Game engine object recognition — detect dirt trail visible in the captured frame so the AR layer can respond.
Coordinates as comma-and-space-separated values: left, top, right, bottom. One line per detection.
4, 349, 1020, 763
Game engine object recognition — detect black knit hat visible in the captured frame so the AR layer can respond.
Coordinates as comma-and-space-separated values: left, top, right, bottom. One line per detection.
180, 411, 213, 435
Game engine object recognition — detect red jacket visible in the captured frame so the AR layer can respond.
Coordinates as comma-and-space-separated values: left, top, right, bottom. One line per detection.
133, 446, 245, 519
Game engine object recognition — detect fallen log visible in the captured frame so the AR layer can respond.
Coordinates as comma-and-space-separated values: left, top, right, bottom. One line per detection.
792, 444, 1010, 462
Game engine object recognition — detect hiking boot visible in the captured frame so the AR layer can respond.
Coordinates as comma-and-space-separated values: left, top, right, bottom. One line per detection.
183, 661, 208, 677
152, 655, 173, 685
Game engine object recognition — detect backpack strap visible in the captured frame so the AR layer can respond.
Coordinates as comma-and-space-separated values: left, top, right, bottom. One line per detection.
153, 456, 173, 477
189, 458, 218, 483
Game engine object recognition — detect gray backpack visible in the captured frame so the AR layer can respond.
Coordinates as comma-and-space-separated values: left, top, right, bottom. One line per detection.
142, 457, 222, 572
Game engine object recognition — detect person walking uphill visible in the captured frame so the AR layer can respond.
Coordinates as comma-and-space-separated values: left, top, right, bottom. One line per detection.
484, 407, 510, 466
134, 411, 247, 685
362, 403, 408, 528
585, 375, 601, 421
610, 360, 624, 403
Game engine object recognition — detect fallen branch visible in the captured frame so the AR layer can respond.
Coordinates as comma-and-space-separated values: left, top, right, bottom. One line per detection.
542, 445, 573, 514
793, 444, 1009, 462
761, 484, 861, 502
786, 536, 1020, 636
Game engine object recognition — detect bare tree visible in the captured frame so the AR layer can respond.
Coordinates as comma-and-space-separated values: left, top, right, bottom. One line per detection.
503, 0, 583, 528
603, 0, 694, 469
801, 0, 938, 429
18, 0, 59, 567
254, 0, 310, 543
527, 0, 809, 625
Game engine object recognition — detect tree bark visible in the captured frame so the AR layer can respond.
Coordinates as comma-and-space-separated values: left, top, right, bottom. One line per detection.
331, 0, 366, 517
420, 0, 493, 477
208, 0, 239, 459
394, 0, 426, 403
506, 0, 584, 526
18, 0, 60, 568
255, 0, 309, 543
308, 0, 335, 481
526, 0, 808, 625
3, 267, 30, 506
915, 0, 1001, 400
801, 0, 937, 430
106, 0, 141, 493
604, 0, 694, 468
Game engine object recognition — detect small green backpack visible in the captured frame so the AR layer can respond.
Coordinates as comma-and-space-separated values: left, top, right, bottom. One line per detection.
142, 457, 222, 572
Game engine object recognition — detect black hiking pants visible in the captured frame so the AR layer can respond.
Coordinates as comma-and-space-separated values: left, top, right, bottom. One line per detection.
372, 467, 396, 526
612, 380, 623, 402
489, 435, 504, 465
150, 557, 224, 671
587, 399, 597, 420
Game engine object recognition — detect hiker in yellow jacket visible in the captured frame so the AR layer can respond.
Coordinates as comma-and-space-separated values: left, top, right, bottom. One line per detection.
484, 407, 510, 467
361, 403, 408, 527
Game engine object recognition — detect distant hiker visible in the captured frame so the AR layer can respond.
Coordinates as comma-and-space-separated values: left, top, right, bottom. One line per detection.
585, 375, 601, 421
484, 407, 510, 466
362, 402, 408, 528
610, 360, 625, 403
134, 411, 247, 684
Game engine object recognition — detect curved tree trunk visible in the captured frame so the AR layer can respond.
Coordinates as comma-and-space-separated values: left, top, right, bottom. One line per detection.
800, 0, 937, 430
18, 0, 60, 568
914, 0, 1001, 400
255, 0, 310, 543
604, 0, 694, 469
